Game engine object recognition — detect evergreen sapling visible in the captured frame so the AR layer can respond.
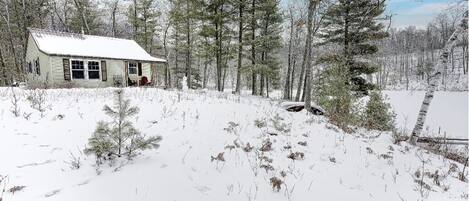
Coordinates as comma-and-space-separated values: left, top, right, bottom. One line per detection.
85, 89, 162, 163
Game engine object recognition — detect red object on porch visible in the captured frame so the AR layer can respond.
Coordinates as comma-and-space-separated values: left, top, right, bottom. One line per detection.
140, 76, 149, 86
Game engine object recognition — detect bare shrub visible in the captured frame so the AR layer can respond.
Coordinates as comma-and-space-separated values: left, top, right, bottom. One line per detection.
260, 164, 274, 172
254, 119, 267, 128
270, 177, 283, 192
392, 131, 409, 144
259, 139, 273, 152
211, 152, 225, 162
27, 89, 47, 117
10, 87, 21, 117
243, 143, 253, 152
8, 185, 26, 194
64, 151, 82, 170
223, 121, 240, 134
287, 152, 304, 161
297, 141, 307, 146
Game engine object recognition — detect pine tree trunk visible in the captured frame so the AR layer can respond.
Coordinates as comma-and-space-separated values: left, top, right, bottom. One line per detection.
260, 73, 264, 96
111, 0, 118, 37
133, 0, 138, 39
0, 6, 21, 80
73, 0, 90, 34
295, 47, 306, 101
290, 59, 296, 99
175, 28, 180, 88
215, 6, 223, 92
185, 0, 192, 89
304, 0, 319, 109
163, 23, 171, 88
410, 11, 468, 144
251, 0, 257, 95
235, 0, 244, 94
284, 9, 294, 100
0, 47, 7, 85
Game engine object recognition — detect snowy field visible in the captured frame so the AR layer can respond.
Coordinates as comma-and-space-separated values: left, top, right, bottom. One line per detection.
0, 87, 467, 201
384, 91, 468, 139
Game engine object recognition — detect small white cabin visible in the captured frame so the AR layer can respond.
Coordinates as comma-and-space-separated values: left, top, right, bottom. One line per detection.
25, 28, 166, 87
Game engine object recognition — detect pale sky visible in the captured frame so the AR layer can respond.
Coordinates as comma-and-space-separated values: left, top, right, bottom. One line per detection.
280, 0, 456, 29
387, 0, 454, 29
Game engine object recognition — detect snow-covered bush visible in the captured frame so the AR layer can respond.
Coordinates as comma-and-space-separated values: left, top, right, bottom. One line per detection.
363, 91, 396, 131
84, 89, 162, 163
26, 73, 50, 89
26, 89, 47, 117
10, 87, 21, 117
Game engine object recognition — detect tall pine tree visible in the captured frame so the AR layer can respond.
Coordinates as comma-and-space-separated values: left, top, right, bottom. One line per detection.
319, 0, 388, 96
253, 0, 282, 97
317, 0, 388, 127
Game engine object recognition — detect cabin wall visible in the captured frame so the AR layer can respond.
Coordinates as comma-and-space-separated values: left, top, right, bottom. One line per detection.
142, 63, 152, 80
50, 56, 125, 87
50, 57, 154, 87
25, 35, 52, 85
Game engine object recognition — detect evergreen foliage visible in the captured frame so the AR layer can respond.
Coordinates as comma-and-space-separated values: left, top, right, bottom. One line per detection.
317, 0, 388, 129
127, 0, 160, 53
316, 60, 355, 129
69, 0, 103, 34
84, 90, 162, 163
363, 91, 396, 131
256, 0, 283, 92
318, 0, 388, 96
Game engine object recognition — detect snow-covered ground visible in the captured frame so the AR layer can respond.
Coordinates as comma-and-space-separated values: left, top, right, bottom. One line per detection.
384, 90, 468, 139
0, 88, 467, 201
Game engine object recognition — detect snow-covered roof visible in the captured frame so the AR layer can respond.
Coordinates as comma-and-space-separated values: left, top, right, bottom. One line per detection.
29, 28, 166, 63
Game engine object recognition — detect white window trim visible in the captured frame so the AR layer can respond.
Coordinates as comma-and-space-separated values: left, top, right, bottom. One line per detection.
69, 59, 101, 80
70, 59, 85, 80
87, 60, 101, 80
128, 62, 138, 75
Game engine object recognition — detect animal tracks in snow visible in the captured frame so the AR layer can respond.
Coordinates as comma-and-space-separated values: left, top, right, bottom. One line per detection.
17, 160, 55, 168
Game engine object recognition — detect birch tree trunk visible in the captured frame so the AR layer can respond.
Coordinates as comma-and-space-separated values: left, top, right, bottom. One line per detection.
409, 11, 468, 144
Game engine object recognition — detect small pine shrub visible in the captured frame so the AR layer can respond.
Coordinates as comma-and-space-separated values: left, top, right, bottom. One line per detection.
363, 91, 396, 131
84, 89, 162, 163
316, 61, 356, 130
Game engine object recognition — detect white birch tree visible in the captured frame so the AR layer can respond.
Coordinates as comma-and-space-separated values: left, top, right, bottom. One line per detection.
409, 10, 468, 144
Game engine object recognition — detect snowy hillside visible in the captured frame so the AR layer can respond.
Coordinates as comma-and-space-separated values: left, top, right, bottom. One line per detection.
0, 88, 467, 201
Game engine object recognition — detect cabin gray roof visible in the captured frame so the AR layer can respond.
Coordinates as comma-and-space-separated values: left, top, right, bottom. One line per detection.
29, 28, 166, 63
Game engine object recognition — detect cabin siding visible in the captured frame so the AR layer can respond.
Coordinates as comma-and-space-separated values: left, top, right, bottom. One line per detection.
50, 56, 127, 87
25, 35, 51, 83
142, 63, 152, 79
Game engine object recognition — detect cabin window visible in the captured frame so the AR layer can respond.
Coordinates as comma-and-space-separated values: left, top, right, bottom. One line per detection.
128, 62, 137, 74
88, 61, 100, 79
35, 58, 40, 75
71, 60, 85, 79
27, 62, 32, 73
